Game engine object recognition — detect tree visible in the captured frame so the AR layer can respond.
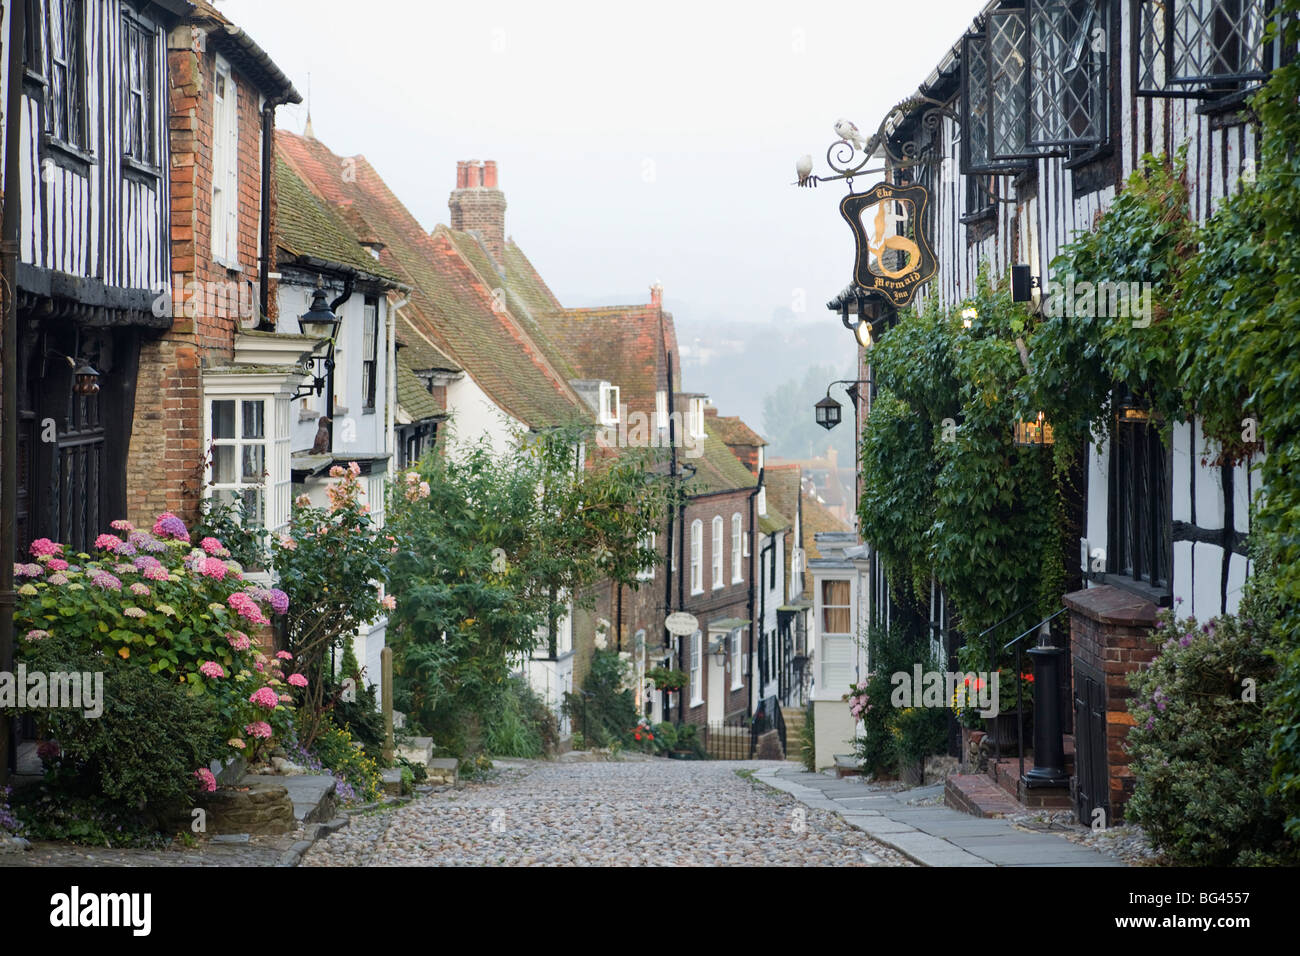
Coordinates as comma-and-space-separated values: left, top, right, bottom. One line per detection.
385, 426, 676, 754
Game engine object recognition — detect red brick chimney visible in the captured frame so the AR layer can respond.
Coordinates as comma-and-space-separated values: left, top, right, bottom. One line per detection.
650, 283, 663, 308
448, 160, 507, 262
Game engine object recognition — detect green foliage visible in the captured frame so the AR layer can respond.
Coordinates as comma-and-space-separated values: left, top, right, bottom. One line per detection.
16, 633, 225, 818
309, 716, 383, 804
563, 649, 638, 748
1126, 592, 1298, 866
273, 465, 389, 748
859, 275, 1068, 636
192, 496, 268, 572
386, 428, 673, 755
673, 722, 707, 759
652, 721, 678, 752
646, 666, 687, 693
852, 621, 947, 778
797, 705, 816, 772
484, 676, 559, 758
10, 788, 171, 848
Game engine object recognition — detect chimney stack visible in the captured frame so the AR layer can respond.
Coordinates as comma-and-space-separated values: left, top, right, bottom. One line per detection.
650, 283, 663, 308
448, 160, 507, 262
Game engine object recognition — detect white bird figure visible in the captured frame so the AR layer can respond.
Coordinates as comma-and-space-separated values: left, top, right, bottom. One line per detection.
835, 118, 867, 152
795, 154, 813, 184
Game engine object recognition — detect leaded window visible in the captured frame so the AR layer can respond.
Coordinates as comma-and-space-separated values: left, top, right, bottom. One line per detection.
122, 15, 157, 166
1137, 0, 1276, 98
963, 1, 1110, 166
46, 0, 86, 149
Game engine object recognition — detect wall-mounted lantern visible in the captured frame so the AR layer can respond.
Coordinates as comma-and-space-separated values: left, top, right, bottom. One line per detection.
1014, 411, 1055, 447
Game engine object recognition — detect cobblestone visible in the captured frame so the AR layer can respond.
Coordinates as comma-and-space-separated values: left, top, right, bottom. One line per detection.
0, 829, 302, 867
304, 759, 913, 866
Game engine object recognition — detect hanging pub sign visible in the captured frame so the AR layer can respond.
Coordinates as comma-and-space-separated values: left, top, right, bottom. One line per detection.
840, 181, 936, 309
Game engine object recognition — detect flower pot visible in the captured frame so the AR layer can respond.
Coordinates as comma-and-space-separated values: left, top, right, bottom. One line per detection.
982, 711, 1031, 756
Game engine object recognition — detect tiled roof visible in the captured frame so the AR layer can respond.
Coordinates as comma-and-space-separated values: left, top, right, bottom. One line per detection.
800, 492, 850, 562
759, 504, 790, 536
707, 414, 767, 448
274, 155, 404, 285
684, 432, 758, 497
396, 353, 443, 422
276, 131, 586, 429
534, 303, 668, 418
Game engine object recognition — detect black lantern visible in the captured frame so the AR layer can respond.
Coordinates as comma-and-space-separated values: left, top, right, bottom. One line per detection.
293, 283, 340, 403
1014, 411, 1054, 447
815, 395, 842, 431
72, 361, 101, 396
297, 286, 341, 341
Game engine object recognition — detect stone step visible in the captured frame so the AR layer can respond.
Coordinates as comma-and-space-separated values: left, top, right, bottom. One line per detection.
241, 771, 338, 825
395, 736, 434, 767
944, 773, 1022, 818
426, 757, 458, 786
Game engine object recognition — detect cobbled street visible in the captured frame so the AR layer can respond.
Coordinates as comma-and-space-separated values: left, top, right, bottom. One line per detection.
304, 759, 913, 867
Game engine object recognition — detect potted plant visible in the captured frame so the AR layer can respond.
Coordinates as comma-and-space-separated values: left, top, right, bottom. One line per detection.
646, 666, 687, 695
982, 669, 1035, 755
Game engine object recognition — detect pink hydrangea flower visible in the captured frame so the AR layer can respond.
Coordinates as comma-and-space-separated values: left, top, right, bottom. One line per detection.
30, 538, 63, 557
25, 629, 50, 642
276, 650, 293, 661
228, 738, 246, 750
194, 768, 217, 793
47, 573, 69, 585
228, 592, 269, 626
199, 537, 227, 556
199, 661, 225, 679
90, 571, 122, 591
47, 558, 68, 572
130, 582, 150, 597
226, 631, 252, 652
110, 519, 135, 532
94, 534, 121, 552
249, 687, 279, 709
201, 556, 228, 581
244, 721, 273, 739
288, 673, 308, 688
278, 693, 292, 703
14, 563, 41, 578
267, 589, 289, 615
143, 565, 169, 581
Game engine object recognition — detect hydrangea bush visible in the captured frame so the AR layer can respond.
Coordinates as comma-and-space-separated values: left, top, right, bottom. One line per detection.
13, 513, 301, 767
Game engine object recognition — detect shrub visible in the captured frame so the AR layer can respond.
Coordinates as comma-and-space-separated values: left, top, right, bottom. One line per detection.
652, 721, 678, 753
484, 677, 559, 758
16, 634, 225, 818
309, 717, 383, 804
853, 621, 949, 779
1126, 596, 1299, 866
673, 722, 706, 759
563, 649, 637, 748
798, 706, 816, 772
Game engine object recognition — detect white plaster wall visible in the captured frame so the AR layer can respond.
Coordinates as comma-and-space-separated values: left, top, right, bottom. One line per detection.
1171, 422, 1194, 524
442, 373, 527, 457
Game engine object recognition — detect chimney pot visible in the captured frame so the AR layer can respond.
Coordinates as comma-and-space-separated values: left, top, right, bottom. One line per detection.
456, 161, 469, 189
650, 283, 663, 308
483, 160, 498, 188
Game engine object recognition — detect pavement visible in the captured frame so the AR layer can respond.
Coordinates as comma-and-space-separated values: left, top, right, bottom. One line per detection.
753, 765, 1125, 867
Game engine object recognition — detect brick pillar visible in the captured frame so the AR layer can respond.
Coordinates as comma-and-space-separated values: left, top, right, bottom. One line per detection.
1063, 586, 1160, 822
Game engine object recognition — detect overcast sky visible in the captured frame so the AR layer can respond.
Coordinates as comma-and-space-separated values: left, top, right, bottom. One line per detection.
221, 0, 982, 392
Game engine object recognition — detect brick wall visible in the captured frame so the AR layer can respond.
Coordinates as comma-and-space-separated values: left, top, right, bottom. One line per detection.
127, 25, 273, 529
1064, 586, 1160, 821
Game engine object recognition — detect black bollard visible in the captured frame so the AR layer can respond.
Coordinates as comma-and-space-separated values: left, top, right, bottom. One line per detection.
1023, 629, 1069, 789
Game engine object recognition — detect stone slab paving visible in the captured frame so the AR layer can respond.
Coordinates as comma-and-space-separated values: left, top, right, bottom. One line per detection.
754, 766, 1125, 868
303, 758, 916, 866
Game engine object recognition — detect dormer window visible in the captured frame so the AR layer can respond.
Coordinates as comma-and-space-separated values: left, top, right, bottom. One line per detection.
689, 398, 706, 439
599, 382, 620, 426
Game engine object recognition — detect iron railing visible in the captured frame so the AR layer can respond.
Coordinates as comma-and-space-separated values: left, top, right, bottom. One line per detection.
996, 606, 1069, 780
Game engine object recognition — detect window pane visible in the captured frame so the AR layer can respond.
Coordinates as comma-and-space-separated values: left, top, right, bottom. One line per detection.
241, 443, 264, 481
211, 444, 236, 484
211, 400, 236, 439
241, 488, 264, 526
242, 400, 264, 439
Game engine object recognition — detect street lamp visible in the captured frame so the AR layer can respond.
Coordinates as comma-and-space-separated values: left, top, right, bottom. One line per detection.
294, 284, 340, 403
73, 360, 101, 396
711, 636, 728, 668
814, 380, 871, 431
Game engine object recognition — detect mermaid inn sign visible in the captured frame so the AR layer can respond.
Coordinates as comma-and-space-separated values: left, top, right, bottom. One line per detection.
796, 117, 941, 311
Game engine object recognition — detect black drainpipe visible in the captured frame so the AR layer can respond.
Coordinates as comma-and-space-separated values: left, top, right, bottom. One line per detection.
324, 275, 354, 450
746, 467, 763, 719
258, 101, 277, 330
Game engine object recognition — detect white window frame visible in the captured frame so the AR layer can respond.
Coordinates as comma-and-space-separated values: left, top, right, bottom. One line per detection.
211, 56, 239, 266
731, 513, 743, 582
636, 531, 656, 581
689, 398, 706, 439
599, 382, 620, 426
202, 374, 294, 548
689, 630, 703, 706
730, 629, 743, 690
690, 519, 703, 594
711, 515, 724, 589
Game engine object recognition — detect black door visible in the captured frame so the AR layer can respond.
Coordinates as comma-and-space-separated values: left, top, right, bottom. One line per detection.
1073, 664, 1109, 826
